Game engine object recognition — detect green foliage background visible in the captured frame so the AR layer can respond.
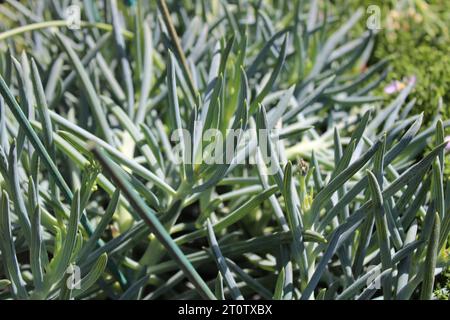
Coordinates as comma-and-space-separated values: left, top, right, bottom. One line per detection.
353, 0, 450, 122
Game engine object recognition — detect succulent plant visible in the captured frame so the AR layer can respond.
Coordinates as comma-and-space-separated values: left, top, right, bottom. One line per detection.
0, 0, 448, 300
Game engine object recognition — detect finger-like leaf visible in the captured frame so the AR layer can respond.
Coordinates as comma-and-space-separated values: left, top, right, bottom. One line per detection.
273, 267, 285, 300
110, 0, 135, 118
0, 190, 28, 299
73, 253, 108, 298
420, 213, 440, 300
367, 170, 392, 300
206, 219, 243, 300
215, 272, 225, 300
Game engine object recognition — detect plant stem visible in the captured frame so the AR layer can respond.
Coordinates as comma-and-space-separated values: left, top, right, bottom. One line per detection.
157, 0, 197, 98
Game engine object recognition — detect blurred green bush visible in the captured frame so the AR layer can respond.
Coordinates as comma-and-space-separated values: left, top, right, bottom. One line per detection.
351, 0, 450, 122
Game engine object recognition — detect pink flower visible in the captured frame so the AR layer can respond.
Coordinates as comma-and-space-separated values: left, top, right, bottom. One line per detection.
384, 76, 417, 95
384, 80, 405, 94
445, 136, 450, 152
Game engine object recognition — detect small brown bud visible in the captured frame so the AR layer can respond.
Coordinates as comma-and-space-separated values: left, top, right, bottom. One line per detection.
298, 158, 309, 176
